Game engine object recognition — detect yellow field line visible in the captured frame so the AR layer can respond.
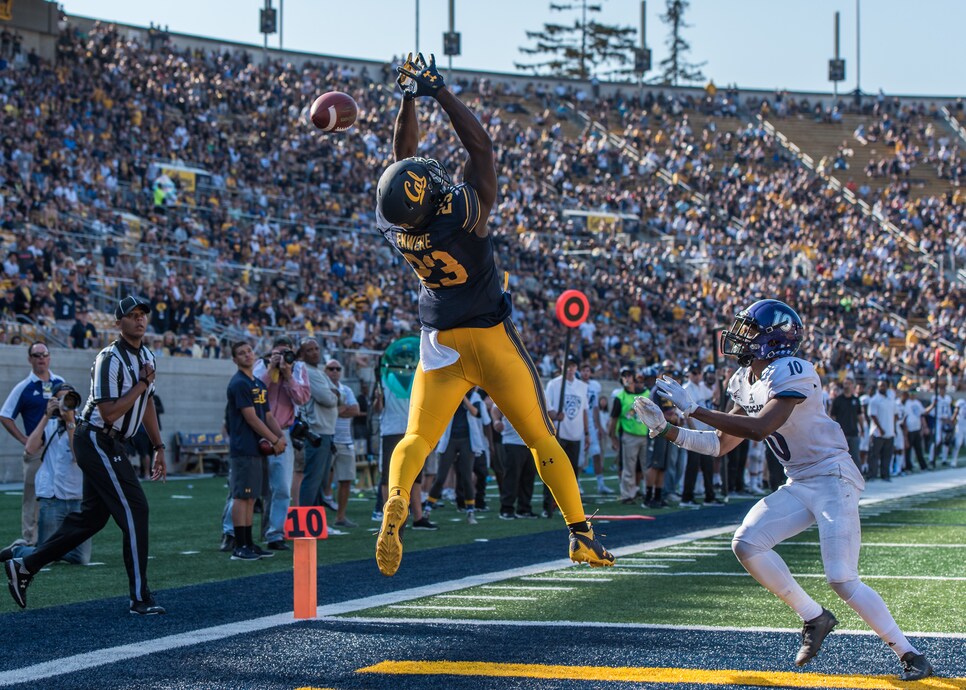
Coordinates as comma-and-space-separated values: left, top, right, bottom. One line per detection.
357, 661, 966, 689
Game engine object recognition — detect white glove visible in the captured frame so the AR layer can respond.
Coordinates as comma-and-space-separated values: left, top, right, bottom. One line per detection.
633, 396, 668, 438
655, 376, 698, 418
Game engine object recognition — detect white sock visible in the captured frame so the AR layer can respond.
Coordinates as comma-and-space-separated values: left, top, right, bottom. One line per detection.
843, 582, 918, 658
741, 550, 824, 621
596, 474, 605, 490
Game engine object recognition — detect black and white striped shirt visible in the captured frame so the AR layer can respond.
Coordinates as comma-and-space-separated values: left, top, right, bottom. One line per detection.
82, 339, 157, 439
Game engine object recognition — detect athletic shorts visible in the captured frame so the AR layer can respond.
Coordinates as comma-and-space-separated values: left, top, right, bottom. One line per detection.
333, 443, 356, 482
229, 455, 264, 499
647, 436, 671, 470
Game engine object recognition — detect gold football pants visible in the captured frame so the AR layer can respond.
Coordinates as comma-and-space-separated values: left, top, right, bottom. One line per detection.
387, 320, 586, 526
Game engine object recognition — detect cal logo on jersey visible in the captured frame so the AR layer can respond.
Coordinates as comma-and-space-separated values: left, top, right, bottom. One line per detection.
252, 387, 267, 405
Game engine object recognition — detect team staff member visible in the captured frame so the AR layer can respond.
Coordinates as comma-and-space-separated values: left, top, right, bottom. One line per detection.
226, 342, 286, 561
0, 341, 64, 545
5, 296, 167, 615
608, 368, 649, 503
374, 52, 613, 576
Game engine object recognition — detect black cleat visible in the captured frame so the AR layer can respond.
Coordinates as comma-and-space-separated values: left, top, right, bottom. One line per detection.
569, 525, 616, 567
5, 558, 32, 609
130, 597, 166, 615
898, 652, 933, 681
795, 608, 838, 666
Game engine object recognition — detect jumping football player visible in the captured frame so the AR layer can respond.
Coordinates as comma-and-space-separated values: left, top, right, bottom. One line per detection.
373, 52, 613, 576
633, 299, 932, 681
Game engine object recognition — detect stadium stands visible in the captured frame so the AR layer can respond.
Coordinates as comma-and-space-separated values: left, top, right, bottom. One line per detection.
0, 21, 962, 392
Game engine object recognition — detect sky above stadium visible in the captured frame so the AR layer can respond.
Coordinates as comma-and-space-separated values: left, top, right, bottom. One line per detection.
60, 0, 964, 97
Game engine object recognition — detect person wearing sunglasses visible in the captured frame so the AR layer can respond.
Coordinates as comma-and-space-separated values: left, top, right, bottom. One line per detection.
0, 341, 64, 546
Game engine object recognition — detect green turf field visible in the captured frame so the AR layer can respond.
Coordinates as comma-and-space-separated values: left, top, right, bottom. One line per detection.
347, 487, 966, 633
0, 474, 632, 609
4, 475, 965, 632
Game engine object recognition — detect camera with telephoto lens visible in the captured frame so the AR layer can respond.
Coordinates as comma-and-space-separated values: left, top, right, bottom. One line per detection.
61, 389, 81, 411
289, 417, 322, 451
262, 350, 296, 366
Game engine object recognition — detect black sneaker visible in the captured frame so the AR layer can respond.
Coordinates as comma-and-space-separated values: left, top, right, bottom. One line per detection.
412, 516, 439, 531
515, 511, 538, 519
795, 608, 838, 666
498, 512, 516, 520
219, 533, 235, 553
898, 652, 933, 681
266, 540, 290, 551
230, 546, 262, 561
130, 597, 166, 615
250, 543, 275, 558
5, 558, 32, 609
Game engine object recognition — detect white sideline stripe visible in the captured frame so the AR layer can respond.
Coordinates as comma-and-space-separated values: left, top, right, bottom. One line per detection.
781, 541, 966, 549
612, 564, 670, 569
389, 605, 497, 611
332, 615, 966, 640
523, 576, 615, 583
621, 554, 695, 563
481, 585, 574, 591
435, 594, 537, 601
0, 524, 736, 687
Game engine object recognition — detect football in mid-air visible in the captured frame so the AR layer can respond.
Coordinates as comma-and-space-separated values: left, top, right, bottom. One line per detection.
310, 91, 357, 132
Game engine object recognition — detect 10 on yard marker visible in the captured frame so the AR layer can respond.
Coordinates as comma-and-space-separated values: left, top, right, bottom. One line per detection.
284, 506, 328, 618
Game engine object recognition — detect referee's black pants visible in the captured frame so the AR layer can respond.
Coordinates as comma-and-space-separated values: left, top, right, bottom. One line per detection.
23, 428, 152, 602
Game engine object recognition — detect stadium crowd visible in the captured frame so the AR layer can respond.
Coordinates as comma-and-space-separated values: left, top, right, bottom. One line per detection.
0, 21, 963, 395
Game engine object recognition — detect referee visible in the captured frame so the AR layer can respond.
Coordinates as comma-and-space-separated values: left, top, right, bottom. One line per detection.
5, 296, 168, 615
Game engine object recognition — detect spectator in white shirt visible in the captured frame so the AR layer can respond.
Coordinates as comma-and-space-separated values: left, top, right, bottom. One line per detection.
867, 378, 898, 481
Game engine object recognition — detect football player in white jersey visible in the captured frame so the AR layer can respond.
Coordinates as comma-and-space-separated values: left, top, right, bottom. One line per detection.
633, 299, 932, 681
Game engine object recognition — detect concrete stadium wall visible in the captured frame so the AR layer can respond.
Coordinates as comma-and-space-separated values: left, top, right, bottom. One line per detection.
0, 344, 234, 483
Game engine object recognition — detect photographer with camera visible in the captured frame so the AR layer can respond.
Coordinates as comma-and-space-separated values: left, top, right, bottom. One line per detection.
1, 382, 92, 566
296, 338, 339, 510
0, 342, 64, 546
251, 335, 310, 550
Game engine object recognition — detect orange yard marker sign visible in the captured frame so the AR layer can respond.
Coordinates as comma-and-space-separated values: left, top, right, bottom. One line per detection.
285, 507, 328, 619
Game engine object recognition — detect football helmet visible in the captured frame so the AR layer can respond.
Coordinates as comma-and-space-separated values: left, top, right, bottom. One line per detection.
376, 157, 452, 230
720, 299, 804, 367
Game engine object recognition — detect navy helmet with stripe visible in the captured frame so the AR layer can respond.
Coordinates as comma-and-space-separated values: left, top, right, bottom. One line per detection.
377, 157, 452, 231
720, 299, 805, 367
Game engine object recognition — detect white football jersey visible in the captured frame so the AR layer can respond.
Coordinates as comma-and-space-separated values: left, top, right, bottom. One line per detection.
727, 357, 864, 487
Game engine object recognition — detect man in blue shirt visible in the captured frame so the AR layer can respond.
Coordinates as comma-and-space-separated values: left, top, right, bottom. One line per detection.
226, 341, 286, 561
0, 341, 64, 545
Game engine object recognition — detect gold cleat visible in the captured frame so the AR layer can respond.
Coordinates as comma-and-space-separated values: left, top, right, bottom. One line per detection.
569, 525, 615, 567
375, 495, 409, 576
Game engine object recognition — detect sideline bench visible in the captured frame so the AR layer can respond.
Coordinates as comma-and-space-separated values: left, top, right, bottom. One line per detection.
174, 431, 229, 475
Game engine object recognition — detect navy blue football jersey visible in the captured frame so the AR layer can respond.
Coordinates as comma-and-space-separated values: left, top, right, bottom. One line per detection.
377, 182, 511, 331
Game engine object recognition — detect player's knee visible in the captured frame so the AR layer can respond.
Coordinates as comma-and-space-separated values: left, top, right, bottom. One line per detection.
396, 434, 432, 464
731, 537, 763, 563
828, 576, 860, 601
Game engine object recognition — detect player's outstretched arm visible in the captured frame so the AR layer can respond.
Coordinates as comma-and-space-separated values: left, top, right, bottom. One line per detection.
690, 397, 801, 444
393, 54, 419, 161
